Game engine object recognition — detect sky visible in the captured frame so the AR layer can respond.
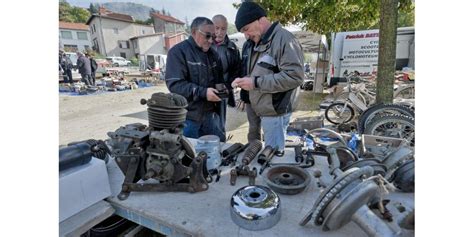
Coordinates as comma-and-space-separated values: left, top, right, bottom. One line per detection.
67, 0, 240, 24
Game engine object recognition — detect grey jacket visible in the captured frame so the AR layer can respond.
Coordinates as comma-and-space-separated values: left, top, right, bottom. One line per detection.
244, 22, 304, 116
77, 55, 92, 75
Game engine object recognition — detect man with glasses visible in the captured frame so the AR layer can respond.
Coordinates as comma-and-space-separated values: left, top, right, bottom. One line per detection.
211, 14, 241, 137
165, 17, 226, 142
232, 2, 304, 156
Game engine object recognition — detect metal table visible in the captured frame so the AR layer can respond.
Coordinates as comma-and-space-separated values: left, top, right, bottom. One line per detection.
105, 142, 414, 237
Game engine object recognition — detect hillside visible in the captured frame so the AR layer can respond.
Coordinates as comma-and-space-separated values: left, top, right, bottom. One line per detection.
102, 2, 152, 21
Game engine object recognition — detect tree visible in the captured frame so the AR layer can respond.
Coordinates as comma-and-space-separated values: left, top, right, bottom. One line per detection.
240, 0, 415, 100
244, 0, 414, 37
69, 7, 91, 23
88, 3, 98, 14
59, 0, 74, 22
227, 23, 238, 35
376, 0, 398, 103
161, 7, 166, 15
59, 0, 91, 23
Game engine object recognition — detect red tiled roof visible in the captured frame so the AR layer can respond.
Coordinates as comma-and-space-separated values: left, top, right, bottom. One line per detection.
59, 21, 89, 31
151, 12, 185, 25
86, 7, 134, 25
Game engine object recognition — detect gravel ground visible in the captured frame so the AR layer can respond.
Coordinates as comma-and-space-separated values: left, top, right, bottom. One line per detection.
59, 83, 324, 146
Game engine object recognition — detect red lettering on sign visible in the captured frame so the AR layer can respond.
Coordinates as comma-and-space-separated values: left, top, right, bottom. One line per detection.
345, 34, 365, 39
365, 33, 379, 38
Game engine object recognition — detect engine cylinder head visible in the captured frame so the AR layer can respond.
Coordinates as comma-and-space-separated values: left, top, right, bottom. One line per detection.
142, 93, 188, 130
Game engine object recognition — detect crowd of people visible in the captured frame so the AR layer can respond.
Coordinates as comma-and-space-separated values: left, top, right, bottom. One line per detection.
58, 2, 305, 153
165, 2, 305, 155
59, 51, 97, 86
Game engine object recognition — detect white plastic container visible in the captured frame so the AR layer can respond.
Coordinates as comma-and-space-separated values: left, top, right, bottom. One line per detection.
195, 135, 221, 171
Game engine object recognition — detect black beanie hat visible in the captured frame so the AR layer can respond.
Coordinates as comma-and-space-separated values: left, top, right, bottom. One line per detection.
235, 2, 267, 32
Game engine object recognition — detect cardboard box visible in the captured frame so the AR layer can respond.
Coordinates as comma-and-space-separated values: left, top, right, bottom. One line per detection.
361, 134, 406, 158
289, 116, 324, 131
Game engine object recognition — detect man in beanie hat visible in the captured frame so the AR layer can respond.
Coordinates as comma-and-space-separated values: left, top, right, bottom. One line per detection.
165, 17, 226, 142
232, 1, 304, 156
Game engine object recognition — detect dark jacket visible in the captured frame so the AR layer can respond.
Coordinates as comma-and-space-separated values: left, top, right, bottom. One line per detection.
240, 22, 304, 116
90, 58, 98, 72
212, 35, 241, 107
165, 36, 225, 122
60, 54, 73, 71
77, 55, 92, 75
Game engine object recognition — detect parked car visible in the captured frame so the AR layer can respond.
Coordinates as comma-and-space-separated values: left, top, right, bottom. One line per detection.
106, 57, 132, 67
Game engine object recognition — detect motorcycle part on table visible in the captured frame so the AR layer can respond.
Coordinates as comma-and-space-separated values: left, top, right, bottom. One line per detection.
230, 185, 281, 231
109, 93, 210, 200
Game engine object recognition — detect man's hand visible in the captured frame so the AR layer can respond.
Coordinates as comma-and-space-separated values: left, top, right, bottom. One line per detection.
232, 77, 255, 91
206, 88, 222, 102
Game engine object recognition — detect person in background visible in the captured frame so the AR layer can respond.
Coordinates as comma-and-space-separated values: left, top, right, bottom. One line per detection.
211, 14, 241, 137
76, 51, 93, 86
86, 52, 98, 86
59, 50, 73, 84
165, 17, 226, 142
232, 1, 304, 156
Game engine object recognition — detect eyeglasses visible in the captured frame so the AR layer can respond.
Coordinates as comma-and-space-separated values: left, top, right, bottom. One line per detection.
198, 29, 216, 40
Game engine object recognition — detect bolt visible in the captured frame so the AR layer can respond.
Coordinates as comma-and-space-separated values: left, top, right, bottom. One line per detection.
314, 169, 322, 178
122, 184, 129, 191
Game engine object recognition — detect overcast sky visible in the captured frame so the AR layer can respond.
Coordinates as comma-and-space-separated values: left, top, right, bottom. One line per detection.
68, 0, 240, 24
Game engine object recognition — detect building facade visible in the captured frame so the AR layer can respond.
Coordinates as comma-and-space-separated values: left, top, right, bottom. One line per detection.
86, 8, 154, 59
151, 12, 186, 34
59, 22, 92, 52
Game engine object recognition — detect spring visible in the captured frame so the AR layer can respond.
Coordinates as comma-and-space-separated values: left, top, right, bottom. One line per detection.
242, 140, 263, 165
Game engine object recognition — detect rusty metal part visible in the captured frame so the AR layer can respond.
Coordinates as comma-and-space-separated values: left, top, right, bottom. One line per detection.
369, 199, 393, 222
140, 92, 188, 130
294, 145, 304, 163
229, 140, 262, 186
230, 165, 257, 186
257, 145, 277, 165
111, 93, 210, 200
258, 145, 278, 175
264, 165, 311, 195
221, 143, 249, 166
242, 140, 263, 166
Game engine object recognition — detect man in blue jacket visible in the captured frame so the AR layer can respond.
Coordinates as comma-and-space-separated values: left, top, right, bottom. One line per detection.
165, 17, 226, 142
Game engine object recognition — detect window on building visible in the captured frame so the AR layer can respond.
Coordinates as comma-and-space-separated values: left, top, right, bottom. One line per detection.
142, 30, 145, 35
61, 31, 73, 39
118, 40, 130, 49
64, 44, 78, 52
93, 24, 96, 33
113, 28, 119, 34
93, 38, 100, 52
133, 40, 138, 48
84, 45, 91, 51
120, 52, 126, 58
77, 32, 88, 40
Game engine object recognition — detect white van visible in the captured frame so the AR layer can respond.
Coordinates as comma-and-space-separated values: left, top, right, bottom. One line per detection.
139, 54, 167, 75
